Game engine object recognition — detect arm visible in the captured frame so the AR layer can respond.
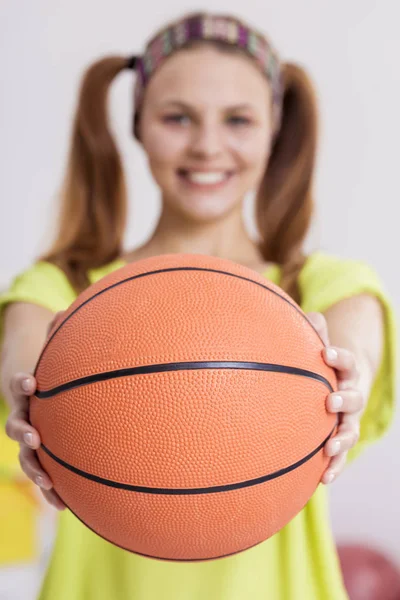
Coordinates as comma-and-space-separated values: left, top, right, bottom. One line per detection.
323, 293, 384, 408
1, 302, 54, 409
308, 293, 385, 484
1, 301, 66, 509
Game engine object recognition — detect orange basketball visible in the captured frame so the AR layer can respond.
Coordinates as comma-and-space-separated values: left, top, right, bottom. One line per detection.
30, 253, 337, 562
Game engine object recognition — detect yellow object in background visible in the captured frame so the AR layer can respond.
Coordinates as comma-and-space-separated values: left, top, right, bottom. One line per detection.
0, 479, 39, 563
1, 401, 20, 478
0, 403, 40, 564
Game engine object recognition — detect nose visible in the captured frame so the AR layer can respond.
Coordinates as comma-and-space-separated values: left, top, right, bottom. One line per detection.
189, 121, 224, 159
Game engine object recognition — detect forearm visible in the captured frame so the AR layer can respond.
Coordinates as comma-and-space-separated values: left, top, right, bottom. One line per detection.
323, 294, 384, 414
342, 348, 376, 419
1, 336, 44, 410
1, 304, 53, 409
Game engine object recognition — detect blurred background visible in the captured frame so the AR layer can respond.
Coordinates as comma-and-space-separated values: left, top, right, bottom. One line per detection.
0, 1, 399, 598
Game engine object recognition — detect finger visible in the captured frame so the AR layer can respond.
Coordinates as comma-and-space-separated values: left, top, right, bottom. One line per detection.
19, 445, 53, 489
18, 446, 66, 510
40, 488, 66, 511
322, 451, 348, 484
323, 346, 359, 385
307, 312, 330, 346
5, 410, 42, 448
326, 389, 364, 414
9, 372, 36, 407
340, 411, 364, 435
324, 423, 360, 457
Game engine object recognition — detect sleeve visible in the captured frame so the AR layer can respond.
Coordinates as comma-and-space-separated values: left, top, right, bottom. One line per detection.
0, 261, 77, 478
299, 251, 397, 462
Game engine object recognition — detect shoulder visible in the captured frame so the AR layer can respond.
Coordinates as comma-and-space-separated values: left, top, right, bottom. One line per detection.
300, 250, 380, 286
1, 261, 77, 313
300, 250, 376, 277
1, 256, 131, 313
299, 251, 385, 313
6, 261, 72, 291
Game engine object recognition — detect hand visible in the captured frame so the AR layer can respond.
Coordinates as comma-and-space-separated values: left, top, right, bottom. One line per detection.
5, 311, 66, 510
306, 312, 365, 485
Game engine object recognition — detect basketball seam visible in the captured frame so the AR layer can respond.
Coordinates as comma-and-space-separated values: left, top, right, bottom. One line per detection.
35, 361, 334, 398
40, 424, 336, 494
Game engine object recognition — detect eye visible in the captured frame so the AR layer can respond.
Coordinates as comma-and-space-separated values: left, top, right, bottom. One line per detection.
163, 114, 190, 125
228, 116, 252, 126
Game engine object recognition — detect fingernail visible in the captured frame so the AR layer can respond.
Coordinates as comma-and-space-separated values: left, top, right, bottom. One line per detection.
329, 440, 341, 455
326, 348, 338, 362
24, 432, 33, 446
325, 472, 335, 484
22, 378, 31, 392
331, 394, 343, 410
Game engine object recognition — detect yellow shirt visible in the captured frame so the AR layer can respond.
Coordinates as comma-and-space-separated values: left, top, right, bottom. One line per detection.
0, 251, 396, 599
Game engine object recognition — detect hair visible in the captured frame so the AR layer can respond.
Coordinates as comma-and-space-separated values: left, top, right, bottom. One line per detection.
41, 17, 318, 305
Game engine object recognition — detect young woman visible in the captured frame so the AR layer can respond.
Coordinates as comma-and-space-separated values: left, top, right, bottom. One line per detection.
0, 11, 395, 600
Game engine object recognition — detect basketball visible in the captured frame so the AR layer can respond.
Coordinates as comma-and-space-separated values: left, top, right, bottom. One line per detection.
29, 253, 337, 562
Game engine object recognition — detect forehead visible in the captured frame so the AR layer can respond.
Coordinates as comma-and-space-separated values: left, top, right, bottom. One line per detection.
143, 45, 271, 109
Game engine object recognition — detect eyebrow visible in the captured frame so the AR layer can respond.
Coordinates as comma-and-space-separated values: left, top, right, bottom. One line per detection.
158, 100, 255, 112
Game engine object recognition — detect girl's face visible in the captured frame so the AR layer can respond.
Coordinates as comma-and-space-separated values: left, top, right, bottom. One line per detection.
139, 45, 273, 223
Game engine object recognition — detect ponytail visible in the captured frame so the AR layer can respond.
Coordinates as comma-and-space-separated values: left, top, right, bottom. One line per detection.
41, 56, 130, 293
255, 62, 319, 304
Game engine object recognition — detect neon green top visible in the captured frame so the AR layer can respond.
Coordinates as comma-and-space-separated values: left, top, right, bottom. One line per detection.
0, 251, 396, 600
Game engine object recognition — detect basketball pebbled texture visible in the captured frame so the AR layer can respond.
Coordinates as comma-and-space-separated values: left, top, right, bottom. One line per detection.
30, 253, 337, 561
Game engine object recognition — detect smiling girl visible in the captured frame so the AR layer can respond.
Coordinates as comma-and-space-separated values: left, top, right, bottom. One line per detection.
1, 11, 396, 600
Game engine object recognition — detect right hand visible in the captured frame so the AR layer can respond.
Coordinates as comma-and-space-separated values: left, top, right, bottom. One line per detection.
5, 311, 66, 510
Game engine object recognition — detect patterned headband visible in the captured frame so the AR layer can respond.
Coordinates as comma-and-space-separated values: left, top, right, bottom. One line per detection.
128, 13, 284, 137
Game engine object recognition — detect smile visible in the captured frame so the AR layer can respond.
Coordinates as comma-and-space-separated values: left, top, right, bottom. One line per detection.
177, 170, 234, 188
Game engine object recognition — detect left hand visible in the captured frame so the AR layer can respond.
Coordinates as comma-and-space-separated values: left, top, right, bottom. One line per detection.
306, 312, 366, 485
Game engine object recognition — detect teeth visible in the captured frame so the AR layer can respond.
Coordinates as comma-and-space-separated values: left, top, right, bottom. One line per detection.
186, 171, 228, 185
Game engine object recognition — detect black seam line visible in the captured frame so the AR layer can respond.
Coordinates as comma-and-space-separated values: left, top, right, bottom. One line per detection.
34, 266, 326, 376
40, 425, 335, 495
35, 361, 334, 399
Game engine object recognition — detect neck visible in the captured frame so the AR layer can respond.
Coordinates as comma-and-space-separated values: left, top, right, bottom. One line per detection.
141, 201, 263, 267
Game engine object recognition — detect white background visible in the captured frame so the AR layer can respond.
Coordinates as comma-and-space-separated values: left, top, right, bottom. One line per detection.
0, 1, 399, 598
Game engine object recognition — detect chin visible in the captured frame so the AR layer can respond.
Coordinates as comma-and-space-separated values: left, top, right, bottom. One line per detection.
178, 196, 239, 222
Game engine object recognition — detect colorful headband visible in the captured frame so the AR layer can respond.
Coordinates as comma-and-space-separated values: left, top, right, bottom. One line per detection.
128, 13, 284, 137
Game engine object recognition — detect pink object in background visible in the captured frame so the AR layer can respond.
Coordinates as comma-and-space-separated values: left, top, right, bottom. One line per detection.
337, 544, 400, 600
